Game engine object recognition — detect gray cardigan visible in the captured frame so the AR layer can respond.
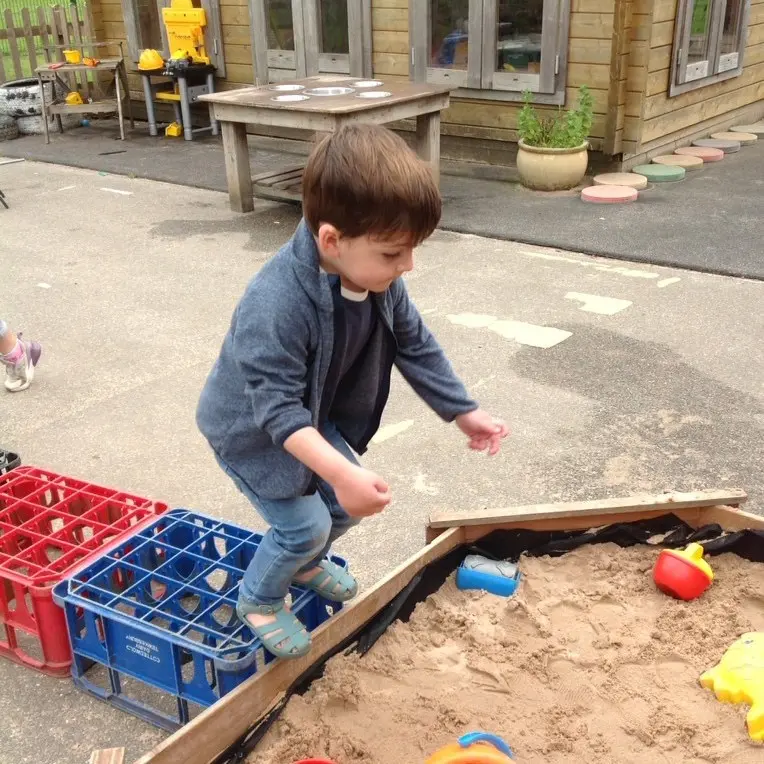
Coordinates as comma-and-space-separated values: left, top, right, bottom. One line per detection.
196, 219, 477, 499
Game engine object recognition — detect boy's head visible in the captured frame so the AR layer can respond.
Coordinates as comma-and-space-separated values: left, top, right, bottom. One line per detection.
302, 123, 441, 293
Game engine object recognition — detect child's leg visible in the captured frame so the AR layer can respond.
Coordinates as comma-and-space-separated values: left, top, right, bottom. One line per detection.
1, 320, 42, 393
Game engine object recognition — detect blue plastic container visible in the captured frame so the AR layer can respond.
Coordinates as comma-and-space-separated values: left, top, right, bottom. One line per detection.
456, 555, 521, 597
0, 449, 20, 475
53, 509, 346, 730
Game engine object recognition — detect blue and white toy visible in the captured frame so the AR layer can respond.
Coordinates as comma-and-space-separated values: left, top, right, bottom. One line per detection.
456, 555, 521, 597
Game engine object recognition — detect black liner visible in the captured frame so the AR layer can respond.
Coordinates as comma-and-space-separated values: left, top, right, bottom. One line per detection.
214, 513, 764, 764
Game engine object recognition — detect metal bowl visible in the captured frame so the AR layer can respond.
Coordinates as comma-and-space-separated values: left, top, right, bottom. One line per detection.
268, 84, 305, 91
356, 91, 392, 99
304, 86, 355, 96
350, 80, 383, 88
271, 94, 310, 102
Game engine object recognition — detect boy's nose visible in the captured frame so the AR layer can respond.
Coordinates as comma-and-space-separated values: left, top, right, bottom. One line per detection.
398, 252, 414, 273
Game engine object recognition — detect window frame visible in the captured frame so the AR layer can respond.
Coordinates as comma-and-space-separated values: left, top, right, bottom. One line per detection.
670, 0, 751, 96
249, 0, 372, 85
121, 0, 226, 77
410, 0, 570, 105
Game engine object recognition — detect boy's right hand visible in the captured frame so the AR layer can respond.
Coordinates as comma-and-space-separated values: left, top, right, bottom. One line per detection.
333, 464, 391, 517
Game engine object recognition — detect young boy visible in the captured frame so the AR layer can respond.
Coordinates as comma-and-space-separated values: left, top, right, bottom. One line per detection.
197, 123, 507, 659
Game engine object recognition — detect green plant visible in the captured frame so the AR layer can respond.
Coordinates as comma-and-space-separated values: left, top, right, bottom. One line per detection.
517, 85, 594, 148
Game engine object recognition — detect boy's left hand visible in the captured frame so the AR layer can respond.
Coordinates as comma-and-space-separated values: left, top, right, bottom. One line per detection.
456, 409, 509, 456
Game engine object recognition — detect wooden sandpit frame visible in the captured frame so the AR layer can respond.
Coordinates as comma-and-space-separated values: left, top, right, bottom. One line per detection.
133, 488, 759, 764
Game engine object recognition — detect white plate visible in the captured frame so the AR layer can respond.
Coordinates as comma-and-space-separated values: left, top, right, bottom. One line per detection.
356, 91, 392, 99
268, 84, 304, 91
304, 86, 355, 96
271, 94, 310, 102
350, 80, 383, 88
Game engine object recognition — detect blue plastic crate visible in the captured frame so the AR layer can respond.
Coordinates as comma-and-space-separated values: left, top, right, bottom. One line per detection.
53, 509, 347, 730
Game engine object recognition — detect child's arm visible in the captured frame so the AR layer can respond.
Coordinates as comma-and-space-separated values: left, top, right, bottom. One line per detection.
391, 281, 508, 454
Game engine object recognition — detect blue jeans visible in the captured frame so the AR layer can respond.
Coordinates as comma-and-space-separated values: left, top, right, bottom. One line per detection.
215, 423, 360, 606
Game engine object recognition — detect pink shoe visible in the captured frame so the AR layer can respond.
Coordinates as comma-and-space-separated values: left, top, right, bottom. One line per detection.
2, 337, 42, 392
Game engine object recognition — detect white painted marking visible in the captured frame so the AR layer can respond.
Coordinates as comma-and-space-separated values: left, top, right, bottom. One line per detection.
656, 277, 681, 288
371, 419, 414, 444
565, 292, 633, 315
57, 185, 77, 192
447, 313, 572, 349
487, 320, 572, 348
413, 473, 438, 496
37, 282, 52, 289
421, 308, 438, 315
519, 250, 660, 280
100, 187, 133, 196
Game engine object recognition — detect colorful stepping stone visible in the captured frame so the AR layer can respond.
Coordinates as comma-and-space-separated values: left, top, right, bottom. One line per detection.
581, 185, 639, 203
730, 123, 764, 135
693, 137, 741, 153
632, 164, 686, 183
675, 146, 725, 162
592, 172, 648, 190
652, 154, 704, 170
711, 131, 757, 145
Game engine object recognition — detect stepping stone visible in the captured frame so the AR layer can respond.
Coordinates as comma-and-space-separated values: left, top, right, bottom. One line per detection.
593, 172, 648, 190
675, 146, 725, 162
652, 154, 704, 170
730, 123, 764, 135
693, 137, 741, 153
632, 164, 686, 183
581, 185, 639, 203
711, 130, 757, 145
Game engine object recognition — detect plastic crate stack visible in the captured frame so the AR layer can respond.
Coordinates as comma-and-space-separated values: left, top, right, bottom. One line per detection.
0, 464, 168, 676
53, 509, 345, 729
0, 455, 348, 730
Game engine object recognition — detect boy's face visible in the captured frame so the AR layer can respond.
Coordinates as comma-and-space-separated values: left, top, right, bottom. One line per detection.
318, 224, 415, 293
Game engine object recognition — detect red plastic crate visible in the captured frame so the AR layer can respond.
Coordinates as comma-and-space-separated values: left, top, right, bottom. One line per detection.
0, 466, 168, 676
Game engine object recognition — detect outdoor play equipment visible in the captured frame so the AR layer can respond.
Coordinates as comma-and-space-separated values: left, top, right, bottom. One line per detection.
701, 632, 764, 740
653, 542, 714, 601
426, 733, 514, 763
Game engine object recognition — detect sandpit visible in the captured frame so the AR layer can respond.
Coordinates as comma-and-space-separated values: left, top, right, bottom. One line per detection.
253, 543, 764, 763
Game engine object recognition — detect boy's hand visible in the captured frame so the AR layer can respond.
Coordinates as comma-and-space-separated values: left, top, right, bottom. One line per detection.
333, 464, 392, 517
456, 409, 509, 456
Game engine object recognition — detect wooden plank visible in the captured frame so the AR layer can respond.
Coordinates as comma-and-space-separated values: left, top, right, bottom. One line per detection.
89, 748, 125, 764
21, 8, 38, 74
270, 171, 304, 190
371, 0, 409, 7
348, 0, 364, 76
568, 37, 614, 65
221, 119, 254, 212
649, 44, 672, 72
652, 0, 678, 23
568, 12, 615, 39
371, 7, 408, 32
0, 36, 5, 83
69, 4, 87, 93
251, 163, 305, 183
4, 9, 23, 80
372, 50, 409, 76
224, 44, 254, 65
225, 62, 255, 83
415, 111, 441, 183
134, 527, 465, 764
604, 0, 631, 155
201, 0, 227, 77
677, 505, 764, 532
427, 490, 748, 532
224, 22, 252, 46
372, 29, 408, 54
651, 19, 675, 47
37, 7, 52, 65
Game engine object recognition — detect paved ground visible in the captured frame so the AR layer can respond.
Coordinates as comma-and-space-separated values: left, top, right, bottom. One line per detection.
1, 161, 763, 764
2, 122, 764, 279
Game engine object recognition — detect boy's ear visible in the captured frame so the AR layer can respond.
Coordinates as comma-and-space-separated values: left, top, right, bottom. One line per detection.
317, 223, 342, 260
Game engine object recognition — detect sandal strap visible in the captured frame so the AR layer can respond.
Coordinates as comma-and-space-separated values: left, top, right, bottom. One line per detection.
298, 559, 357, 600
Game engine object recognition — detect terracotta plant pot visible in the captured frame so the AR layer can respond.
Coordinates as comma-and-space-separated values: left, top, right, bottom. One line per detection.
517, 139, 589, 191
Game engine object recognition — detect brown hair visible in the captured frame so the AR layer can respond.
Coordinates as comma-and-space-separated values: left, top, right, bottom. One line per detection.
302, 123, 441, 245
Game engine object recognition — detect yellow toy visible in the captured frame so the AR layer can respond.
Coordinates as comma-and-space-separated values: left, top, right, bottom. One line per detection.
65, 91, 84, 106
162, 0, 210, 65
700, 632, 764, 740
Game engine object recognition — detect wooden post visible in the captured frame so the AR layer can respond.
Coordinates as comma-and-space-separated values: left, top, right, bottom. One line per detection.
89, 748, 125, 764
4, 9, 23, 80
416, 111, 441, 185
221, 120, 254, 213
20, 8, 38, 74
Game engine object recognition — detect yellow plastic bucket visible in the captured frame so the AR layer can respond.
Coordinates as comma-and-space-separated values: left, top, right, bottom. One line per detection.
63, 49, 81, 64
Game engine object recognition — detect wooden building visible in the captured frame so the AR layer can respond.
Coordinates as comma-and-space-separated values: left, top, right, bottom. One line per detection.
92, 0, 764, 168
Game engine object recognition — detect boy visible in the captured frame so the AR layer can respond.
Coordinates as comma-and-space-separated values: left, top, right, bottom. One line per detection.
0, 321, 42, 392
197, 124, 507, 659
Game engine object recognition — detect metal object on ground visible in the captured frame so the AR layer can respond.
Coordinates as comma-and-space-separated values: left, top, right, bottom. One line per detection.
304, 86, 355, 96
357, 91, 392, 99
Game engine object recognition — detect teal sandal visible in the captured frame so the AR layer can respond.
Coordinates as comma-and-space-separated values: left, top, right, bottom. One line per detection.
236, 599, 312, 659
295, 559, 358, 602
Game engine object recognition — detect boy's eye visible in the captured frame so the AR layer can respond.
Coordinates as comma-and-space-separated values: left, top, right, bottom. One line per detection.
382, 252, 400, 260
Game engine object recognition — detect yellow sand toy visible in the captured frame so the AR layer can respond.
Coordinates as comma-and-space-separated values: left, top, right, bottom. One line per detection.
700, 632, 764, 740
426, 733, 514, 763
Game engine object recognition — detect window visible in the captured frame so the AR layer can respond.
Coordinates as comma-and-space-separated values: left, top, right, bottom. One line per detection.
411, 0, 568, 102
121, 0, 225, 76
671, 0, 750, 94
250, 0, 371, 84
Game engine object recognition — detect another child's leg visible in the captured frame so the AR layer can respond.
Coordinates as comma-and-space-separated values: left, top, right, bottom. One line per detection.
292, 422, 362, 601
0, 320, 42, 393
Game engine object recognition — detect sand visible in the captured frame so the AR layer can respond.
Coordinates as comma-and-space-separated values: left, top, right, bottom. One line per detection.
252, 543, 764, 763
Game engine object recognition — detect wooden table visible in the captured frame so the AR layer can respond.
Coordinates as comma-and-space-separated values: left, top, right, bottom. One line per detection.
36, 58, 133, 145
198, 76, 452, 213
